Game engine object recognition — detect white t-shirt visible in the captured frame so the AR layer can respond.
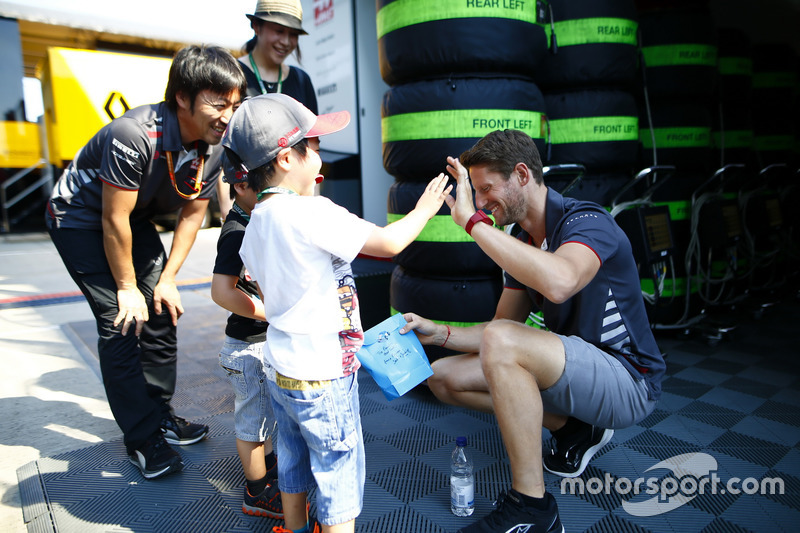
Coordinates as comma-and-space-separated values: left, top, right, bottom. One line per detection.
240, 194, 376, 380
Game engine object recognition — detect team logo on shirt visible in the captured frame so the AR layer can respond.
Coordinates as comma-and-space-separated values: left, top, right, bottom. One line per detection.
565, 212, 599, 225
111, 137, 140, 160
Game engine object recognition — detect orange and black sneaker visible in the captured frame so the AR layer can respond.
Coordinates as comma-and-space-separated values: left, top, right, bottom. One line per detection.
243, 480, 283, 518
272, 517, 321, 533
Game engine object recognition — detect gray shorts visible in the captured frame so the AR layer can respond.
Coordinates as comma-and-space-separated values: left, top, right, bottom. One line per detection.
540, 335, 657, 429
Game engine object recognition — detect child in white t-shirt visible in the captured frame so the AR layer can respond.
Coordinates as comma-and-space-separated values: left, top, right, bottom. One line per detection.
222, 93, 451, 533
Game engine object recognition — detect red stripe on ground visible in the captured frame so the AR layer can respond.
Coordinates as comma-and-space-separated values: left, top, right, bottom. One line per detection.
0, 277, 213, 305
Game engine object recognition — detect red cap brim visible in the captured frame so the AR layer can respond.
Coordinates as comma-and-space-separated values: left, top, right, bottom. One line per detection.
306, 110, 351, 138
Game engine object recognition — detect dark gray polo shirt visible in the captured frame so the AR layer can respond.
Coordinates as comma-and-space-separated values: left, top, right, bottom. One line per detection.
47, 102, 221, 230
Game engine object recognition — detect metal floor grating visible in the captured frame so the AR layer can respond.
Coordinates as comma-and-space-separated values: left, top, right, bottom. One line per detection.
17, 299, 800, 532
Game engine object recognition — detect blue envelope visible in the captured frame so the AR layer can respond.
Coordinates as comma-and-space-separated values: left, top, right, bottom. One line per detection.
358, 313, 433, 401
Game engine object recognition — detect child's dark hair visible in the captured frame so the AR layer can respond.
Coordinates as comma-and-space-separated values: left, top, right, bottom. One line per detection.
224, 138, 310, 194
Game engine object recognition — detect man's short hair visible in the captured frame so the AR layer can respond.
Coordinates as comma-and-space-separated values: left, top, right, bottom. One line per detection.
459, 129, 543, 184
164, 45, 247, 112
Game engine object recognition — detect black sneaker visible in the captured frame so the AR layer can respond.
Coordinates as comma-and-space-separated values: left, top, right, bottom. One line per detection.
243, 481, 283, 518
128, 433, 183, 480
160, 415, 208, 445
457, 490, 563, 533
543, 422, 614, 478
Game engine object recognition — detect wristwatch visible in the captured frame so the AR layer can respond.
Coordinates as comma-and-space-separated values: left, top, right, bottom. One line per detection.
465, 210, 493, 236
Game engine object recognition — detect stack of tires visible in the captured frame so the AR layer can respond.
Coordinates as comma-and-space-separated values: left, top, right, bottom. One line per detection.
746, 44, 797, 293
377, 0, 549, 360
714, 28, 755, 172
711, 28, 755, 300
637, 3, 719, 324
537, 0, 641, 206
638, 4, 717, 190
750, 43, 797, 169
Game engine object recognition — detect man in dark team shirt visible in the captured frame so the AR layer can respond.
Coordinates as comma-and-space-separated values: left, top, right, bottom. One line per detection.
401, 129, 665, 533
46, 45, 247, 480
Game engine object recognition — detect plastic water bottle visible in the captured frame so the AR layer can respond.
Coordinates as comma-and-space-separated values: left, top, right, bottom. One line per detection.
450, 436, 474, 516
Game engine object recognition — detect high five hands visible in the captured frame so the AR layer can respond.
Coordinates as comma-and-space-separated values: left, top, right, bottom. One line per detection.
445, 156, 477, 228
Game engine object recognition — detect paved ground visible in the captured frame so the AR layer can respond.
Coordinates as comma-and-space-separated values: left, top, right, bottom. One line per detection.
0, 227, 222, 533
5, 227, 800, 533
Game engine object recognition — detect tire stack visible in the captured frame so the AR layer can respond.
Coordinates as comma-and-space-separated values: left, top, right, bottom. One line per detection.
377, 0, 549, 360
636, 3, 719, 324
750, 43, 797, 169
708, 27, 754, 301
537, 0, 641, 207
746, 43, 797, 292
638, 4, 718, 192
714, 28, 755, 172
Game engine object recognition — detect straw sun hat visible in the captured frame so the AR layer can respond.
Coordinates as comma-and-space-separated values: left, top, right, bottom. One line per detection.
246, 0, 307, 35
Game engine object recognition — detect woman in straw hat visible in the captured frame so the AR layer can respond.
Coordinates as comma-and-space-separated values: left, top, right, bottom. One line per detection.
219, 0, 319, 216
241, 0, 318, 113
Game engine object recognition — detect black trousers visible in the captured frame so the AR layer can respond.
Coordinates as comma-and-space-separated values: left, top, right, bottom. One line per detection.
49, 220, 177, 451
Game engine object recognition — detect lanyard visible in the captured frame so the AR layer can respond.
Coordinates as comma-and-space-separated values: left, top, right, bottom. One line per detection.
257, 186, 297, 201
165, 142, 204, 200
249, 53, 283, 95
231, 202, 250, 222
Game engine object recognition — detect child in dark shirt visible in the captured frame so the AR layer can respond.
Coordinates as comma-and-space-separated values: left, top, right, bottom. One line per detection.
211, 164, 281, 519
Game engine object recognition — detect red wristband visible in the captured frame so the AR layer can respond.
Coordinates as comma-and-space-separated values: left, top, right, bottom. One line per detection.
465, 210, 492, 236
441, 324, 451, 347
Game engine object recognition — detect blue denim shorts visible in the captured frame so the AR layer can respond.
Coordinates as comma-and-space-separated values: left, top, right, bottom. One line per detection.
267, 371, 364, 526
219, 336, 276, 443
541, 335, 657, 429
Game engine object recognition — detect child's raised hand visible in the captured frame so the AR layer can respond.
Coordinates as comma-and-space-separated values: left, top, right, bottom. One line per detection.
414, 173, 453, 219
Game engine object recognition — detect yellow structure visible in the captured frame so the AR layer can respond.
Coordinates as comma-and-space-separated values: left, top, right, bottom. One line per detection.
39, 47, 172, 166
0, 121, 40, 168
